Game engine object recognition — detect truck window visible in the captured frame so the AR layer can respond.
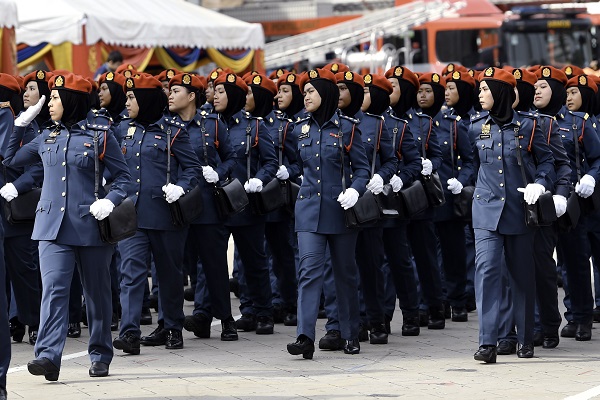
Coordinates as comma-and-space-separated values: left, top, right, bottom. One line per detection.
435, 29, 498, 67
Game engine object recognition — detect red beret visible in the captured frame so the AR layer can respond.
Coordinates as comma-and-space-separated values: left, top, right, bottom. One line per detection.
527, 65, 541, 73
385, 66, 420, 89
99, 71, 126, 88
335, 71, 364, 88
244, 73, 277, 96
23, 70, 53, 87
197, 75, 207, 89
298, 68, 336, 92
0, 74, 20, 93
418, 72, 446, 88
207, 67, 234, 83
467, 69, 480, 79
214, 72, 248, 94
14, 76, 24, 91
277, 72, 300, 88
269, 68, 288, 80
442, 63, 467, 76
156, 68, 181, 82
478, 67, 516, 88
567, 75, 598, 94
49, 73, 92, 94
363, 73, 392, 94
589, 74, 600, 86
504, 67, 537, 87
445, 70, 476, 88
123, 73, 162, 91
323, 62, 350, 74
169, 73, 206, 91
115, 64, 138, 78
535, 66, 567, 86
85, 77, 98, 92
562, 65, 585, 80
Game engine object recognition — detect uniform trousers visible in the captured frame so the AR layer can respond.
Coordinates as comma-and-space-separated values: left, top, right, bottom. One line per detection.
435, 221, 468, 308
4, 235, 40, 326
474, 229, 535, 346
119, 228, 186, 337
35, 241, 113, 368
356, 227, 385, 325
533, 224, 561, 334
265, 220, 297, 311
297, 231, 359, 341
321, 247, 340, 332
0, 228, 9, 392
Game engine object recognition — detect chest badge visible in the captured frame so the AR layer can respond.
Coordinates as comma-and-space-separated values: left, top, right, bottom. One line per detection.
126, 126, 136, 139
481, 124, 491, 135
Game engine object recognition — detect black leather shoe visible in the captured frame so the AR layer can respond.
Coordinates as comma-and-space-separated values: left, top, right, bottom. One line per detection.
110, 312, 119, 331
67, 322, 81, 338
140, 307, 152, 325
517, 343, 534, 358
575, 323, 592, 341
594, 307, 600, 323
419, 310, 429, 327
358, 324, 369, 342
283, 311, 297, 326
28, 326, 38, 345
317, 307, 327, 319
113, 332, 140, 355
27, 357, 60, 381
451, 307, 468, 322
497, 340, 516, 355
229, 277, 240, 298
343, 338, 360, 355
273, 303, 284, 324
561, 321, 576, 338
287, 335, 315, 359
165, 329, 183, 349
140, 325, 167, 346
428, 306, 445, 330
221, 317, 238, 341
235, 314, 257, 332
444, 302, 451, 319
0, 387, 6, 400
318, 330, 344, 350
384, 315, 392, 334
466, 296, 477, 312
543, 334, 559, 349
402, 317, 420, 336
533, 332, 544, 347
148, 294, 159, 312
184, 314, 212, 338
89, 361, 109, 377
256, 316, 274, 334
184, 287, 195, 302
474, 345, 497, 363
10, 318, 25, 343
369, 324, 388, 345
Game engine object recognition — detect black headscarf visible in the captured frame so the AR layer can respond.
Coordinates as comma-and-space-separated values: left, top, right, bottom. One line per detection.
33, 80, 51, 125
132, 88, 167, 127
105, 80, 127, 122
0, 86, 22, 116
391, 79, 417, 118
281, 84, 304, 118
515, 81, 535, 112
575, 86, 596, 115
339, 81, 364, 118
366, 86, 390, 116
250, 86, 274, 119
485, 80, 515, 126
57, 89, 91, 130
472, 80, 482, 112
594, 87, 600, 118
419, 83, 445, 118
309, 79, 338, 127
537, 79, 566, 117
452, 80, 475, 118
220, 84, 247, 121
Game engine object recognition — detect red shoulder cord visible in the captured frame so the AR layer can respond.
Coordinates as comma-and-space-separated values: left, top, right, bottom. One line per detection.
376, 120, 383, 152
527, 120, 536, 152
395, 123, 407, 160
170, 128, 182, 155
344, 123, 356, 152
453, 120, 458, 150
579, 119, 585, 144
546, 119, 552, 145
281, 121, 290, 152
99, 132, 108, 161
424, 118, 432, 151
214, 120, 219, 148
252, 120, 259, 147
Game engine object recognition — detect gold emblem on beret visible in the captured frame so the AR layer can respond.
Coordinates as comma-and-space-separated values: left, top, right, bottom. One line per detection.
167, 70, 175, 79
287, 74, 295, 83
301, 124, 310, 134
468, 69, 475, 77
364, 74, 372, 84
452, 71, 460, 80
579, 76, 587, 86
344, 71, 353, 81
565, 66, 572, 75
432, 74, 440, 83
309, 70, 318, 79
331, 64, 339, 73
106, 72, 114, 81
484, 67, 494, 77
447, 64, 454, 72
277, 69, 284, 77
513, 70, 522, 80
182, 74, 191, 85
227, 74, 236, 83
394, 67, 403, 77
124, 70, 133, 78
210, 71, 218, 80
36, 70, 45, 80
542, 67, 551, 78
126, 78, 134, 89
55, 76, 64, 87
252, 75, 262, 85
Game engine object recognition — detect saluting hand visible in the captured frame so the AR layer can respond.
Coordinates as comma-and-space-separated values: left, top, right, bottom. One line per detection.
14, 95, 46, 127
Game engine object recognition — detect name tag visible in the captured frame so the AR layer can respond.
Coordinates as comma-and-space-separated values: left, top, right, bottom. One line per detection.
44, 138, 56, 144
479, 134, 491, 140
298, 132, 310, 141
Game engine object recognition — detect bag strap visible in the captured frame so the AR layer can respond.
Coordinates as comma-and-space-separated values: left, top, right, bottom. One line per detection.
93, 130, 100, 201
246, 121, 253, 181
166, 126, 182, 185
449, 119, 457, 177
200, 118, 209, 165
418, 115, 433, 158
277, 119, 284, 167
338, 124, 346, 192
514, 125, 531, 187
571, 113, 584, 183
369, 119, 383, 178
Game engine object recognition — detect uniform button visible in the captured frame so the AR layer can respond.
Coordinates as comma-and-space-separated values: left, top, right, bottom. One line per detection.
316, 141, 320, 144
501, 197, 505, 201
83, 151, 88, 156
136, 166, 140, 170
498, 156, 501, 160
61, 192, 65, 197
62, 162, 66, 166
500, 183, 504, 187
136, 153, 140, 157
63, 147, 66, 151
334, 142, 337, 146
499, 170, 503, 174
316, 167, 320, 170
60, 207, 65, 212
316, 153, 319, 157
457, 166, 461, 171
476, 194, 480, 198
139, 141, 142, 144
443, 141, 447, 145
61, 177, 65, 181
300, 195, 304, 199
136, 179, 140, 183
317, 192, 321, 196
498, 143, 501, 147
154, 143, 157, 147
368, 138, 372, 142
301, 144, 305, 147
317, 179, 321, 183
47, 147, 51, 151
135, 191, 139, 196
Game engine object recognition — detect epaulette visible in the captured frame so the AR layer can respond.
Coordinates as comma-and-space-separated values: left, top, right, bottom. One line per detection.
0, 101, 10, 108
443, 112, 460, 121
517, 110, 537, 120
163, 115, 186, 129
85, 109, 111, 131
198, 110, 218, 119
414, 111, 430, 120
296, 115, 310, 123
338, 113, 359, 124
364, 112, 384, 120
470, 112, 487, 122
568, 110, 589, 120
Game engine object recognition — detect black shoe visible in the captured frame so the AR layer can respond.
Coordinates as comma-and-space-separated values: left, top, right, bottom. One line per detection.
256, 316, 274, 334
428, 306, 445, 330
0, 387, 6, 400
27, 357, 60, 381
113, 332, 140, 355
517, 343, 534, 358
358, 324, 369, 342
184, 314, 212, 338
140, 325, 167, 346
140, 307, 153, 325
465, 296, 477, 312
444, 302, 451, 319
575, 323, 592, 341
89, 361, 109, 377
221, 318, 238, 341
235, 314, 257, 332
496, 340, 516, 355
593, 307, 600, 323
560, 321, 577, 338
543, 334, 559, 349
28, 326, 38, 345
474, 345, 497, 363
283, 312, 297, 326
533, 332, 544, 347
402, 317, 420, 336
229, 277, 240, 298
81, 304, 88, 326
451, 307, 468, 322
110, 312, 119, 331
165, 329, 183, 349
287, 335, 315, 359
557, 273, 563, 288
369, 324, 388, 345
419, 310, 429, 327
317, 307, 327, 319
318, 330, 344, 350
9, 318, 25, 343
384, 315, 392, 334
273, 303, 284, 324
343, 339, 360, 355
148, 294, 159, 312
184, 287, 195, 302
67, 322, 81, 338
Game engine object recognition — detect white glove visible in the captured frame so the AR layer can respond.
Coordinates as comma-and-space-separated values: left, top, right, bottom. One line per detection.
553, 195, 567, 218
202, 166, 219, 183
162, 183, 185, 203
299, 175, 304, 183
15, 95, 46, 127
276, 165, 290, 180
390, 175, 403, 192
421, 158, 433, 176
0, 183, 18, 202
244, 178, 263, 193
102, 177, 107, 186
366, 174, 384, 195
89, 198, 115, 221
575, 174, 596, 198
517, 183, 545, 205
337, 188, 359, 210
447, 178, 463, 195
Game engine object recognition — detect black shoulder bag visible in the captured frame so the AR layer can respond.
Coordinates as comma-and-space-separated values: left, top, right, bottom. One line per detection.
570, 115, 600, 216
419, 117, 445, 207
371, 119, 399, 219
93, 130, 137, 244
2, 166, 41, 225
450, 119, 475, 220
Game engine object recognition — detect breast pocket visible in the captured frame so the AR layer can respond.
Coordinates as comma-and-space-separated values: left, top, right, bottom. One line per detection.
298, 138, 313, 162
508, 138, 522, 166
149, 140, 168, 161
473, 187, 493, 203
41, 144, 59, 167
477, 139, 494, 165
74, 146, 95, 169
324, 138, 341, 161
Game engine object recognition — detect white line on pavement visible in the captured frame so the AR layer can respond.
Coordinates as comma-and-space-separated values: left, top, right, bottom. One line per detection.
565, 385, 600, 400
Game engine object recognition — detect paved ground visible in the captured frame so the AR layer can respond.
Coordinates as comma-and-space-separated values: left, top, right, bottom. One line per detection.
5, 284, 600, 400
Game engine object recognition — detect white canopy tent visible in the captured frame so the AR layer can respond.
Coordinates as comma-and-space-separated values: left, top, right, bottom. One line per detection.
0, 0, 18, 28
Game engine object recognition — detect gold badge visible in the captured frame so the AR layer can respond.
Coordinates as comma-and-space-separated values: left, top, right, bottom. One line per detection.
210, 71, 218, 80
252, 75, 262, 85
301, 124, 310, 134
277, 69, 284, 77
447, 64, 454, 72
364, 74, 372, 84
126, 78, 134, 89
55, 76, 64, 87
127, 126, 136, 137
432, 74, 440, 83
542, 67, 551, 78
344, 71, 353, 81
484, 67, 494, 77
452, 71, 460, 80
579, 76, 587, 86
227, 74, 236, 83
36, 70, 45, 80
331, 64, 339, 72
287, 74, 295, 83
394, 67, 403, 77
565, 66, 572, 75
513, 69, 522, 80
167, 70, 175, 79
482, 124, 490, 134
309, 70, 318, 79
124, 70, 133, 78
182, 74, 191, 85
106, 72, 114, 81
468, 69, 475, 77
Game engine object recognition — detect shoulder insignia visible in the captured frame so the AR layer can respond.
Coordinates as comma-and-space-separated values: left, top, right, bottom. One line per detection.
0, 101, 10, 108
584, 113, 589, 121
456, 115, 461, 122
338, 114, 358, 124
